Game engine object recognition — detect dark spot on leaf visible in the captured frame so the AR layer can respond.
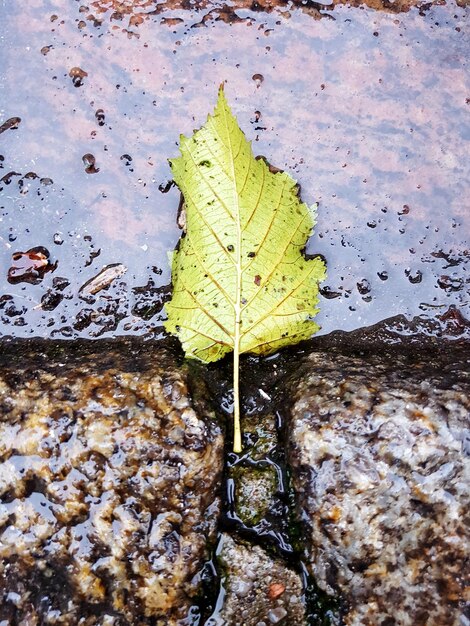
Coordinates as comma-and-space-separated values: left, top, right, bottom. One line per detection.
254, 275, 261, 286
227, 245, 234, 252
199, 160, 211, 167
247, 251, 256, 258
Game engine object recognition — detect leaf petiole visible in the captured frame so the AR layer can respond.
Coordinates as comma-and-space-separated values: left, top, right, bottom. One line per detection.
233, 347, 242, 453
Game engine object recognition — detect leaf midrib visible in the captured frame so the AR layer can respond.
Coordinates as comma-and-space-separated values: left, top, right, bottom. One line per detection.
220, 100, 243, 351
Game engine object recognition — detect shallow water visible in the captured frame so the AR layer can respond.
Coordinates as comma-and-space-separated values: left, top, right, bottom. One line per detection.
0, 0, 468, 340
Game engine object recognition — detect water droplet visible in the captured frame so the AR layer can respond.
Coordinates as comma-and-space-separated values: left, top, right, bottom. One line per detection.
95, 109, 105, 126
40, 45, 53, 56
437, 275, 463, 292
82, 153, 99, 174
69, 67, 88, 87
356, 278, 371, 295
367, 220, 377, 228
405, 269, 423, 284
120, 154, 133, 167
159, 180, 174, 193
53, 233, 64, 245
377, 271, 388, 281
398, 204, 410, 215
8, 247, 57, 285
252, 73, 264, 88
320, 286, 342, 299
0, 117, 21, 135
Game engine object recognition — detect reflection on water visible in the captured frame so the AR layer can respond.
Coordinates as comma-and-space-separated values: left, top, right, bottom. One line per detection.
0, 0, 468, 339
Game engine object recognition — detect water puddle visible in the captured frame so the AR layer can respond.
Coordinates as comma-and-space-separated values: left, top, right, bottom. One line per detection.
0, 0, 468, 340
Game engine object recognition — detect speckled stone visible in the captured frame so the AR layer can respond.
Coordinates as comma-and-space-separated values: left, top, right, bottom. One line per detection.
212, 533, 307, 625
0, 339, 224, 625
235, 465, 278, 527
287, 349, 470, 626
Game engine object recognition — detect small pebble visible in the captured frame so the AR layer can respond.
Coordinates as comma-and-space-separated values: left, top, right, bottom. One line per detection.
267, 607, 288, 624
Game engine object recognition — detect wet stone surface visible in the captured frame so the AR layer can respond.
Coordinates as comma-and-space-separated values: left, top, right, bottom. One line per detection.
286, 347, 470, 626
211, 533, 307, 626
0, 339, 224, 625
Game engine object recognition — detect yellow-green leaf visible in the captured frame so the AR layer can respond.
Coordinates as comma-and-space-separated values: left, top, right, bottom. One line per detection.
165, 87, 326, 451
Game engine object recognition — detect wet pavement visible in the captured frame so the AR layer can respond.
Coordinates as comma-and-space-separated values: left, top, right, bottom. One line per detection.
1, 0, 468, 340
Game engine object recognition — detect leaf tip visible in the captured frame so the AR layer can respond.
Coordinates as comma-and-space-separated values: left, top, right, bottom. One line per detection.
215, 83, 231, 113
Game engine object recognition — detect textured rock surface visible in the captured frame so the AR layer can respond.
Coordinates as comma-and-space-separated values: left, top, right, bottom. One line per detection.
211, 533, 307, 625
0, 339, 224, 625
287, 348, 470, 626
